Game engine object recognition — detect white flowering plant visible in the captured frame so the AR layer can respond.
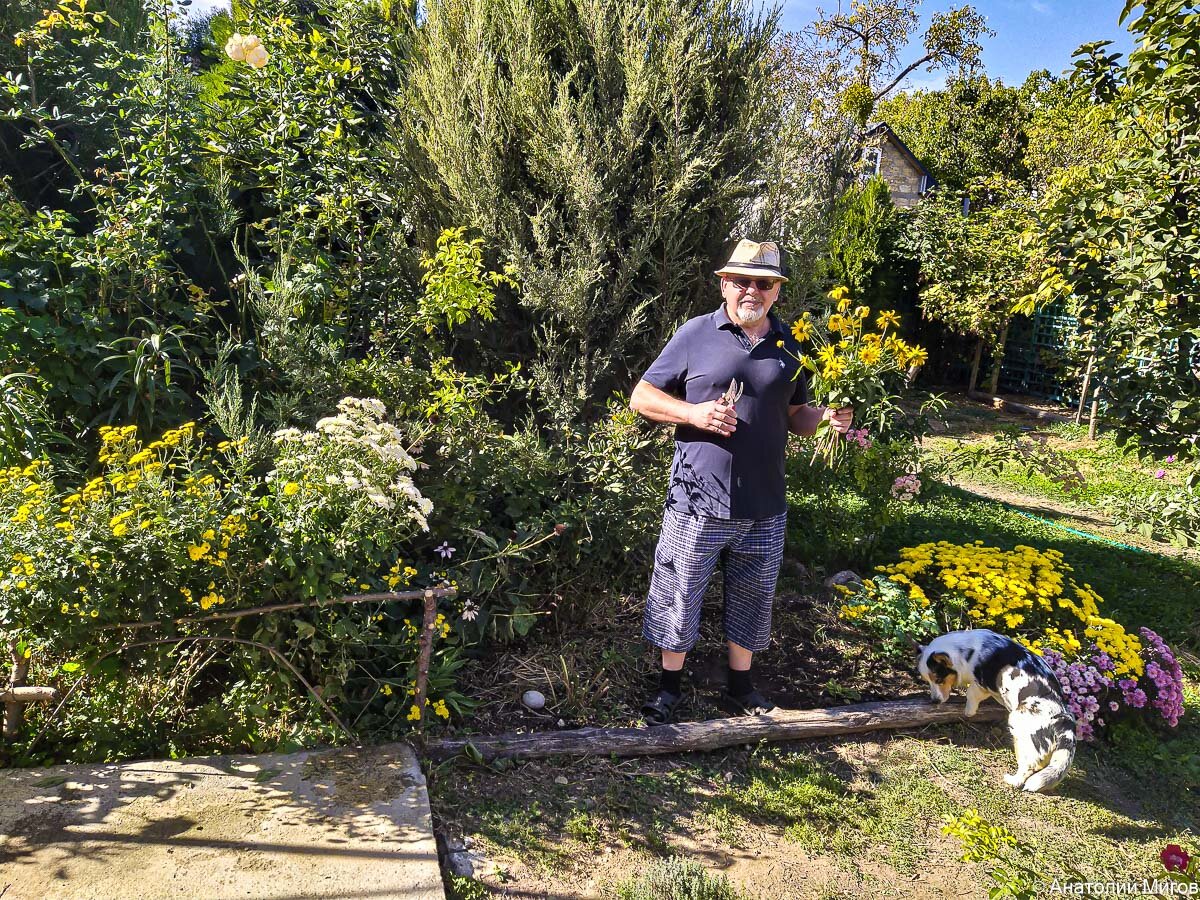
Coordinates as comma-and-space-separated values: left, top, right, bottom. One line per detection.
268, 397, 433, 601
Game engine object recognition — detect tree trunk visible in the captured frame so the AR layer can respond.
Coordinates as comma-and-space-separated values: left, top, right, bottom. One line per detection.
1076, 352, 1096, 425
1088, 380, 1102, 441
987, 319, 1011, 397
968, 338, 984, 393
424, 698, 1004, 762
412, 589, 438, 730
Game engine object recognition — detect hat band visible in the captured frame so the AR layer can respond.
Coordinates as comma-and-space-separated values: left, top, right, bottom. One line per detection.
719, 261, 783, 274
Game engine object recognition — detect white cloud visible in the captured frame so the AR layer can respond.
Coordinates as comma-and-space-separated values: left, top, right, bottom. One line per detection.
896, 72, 950, 93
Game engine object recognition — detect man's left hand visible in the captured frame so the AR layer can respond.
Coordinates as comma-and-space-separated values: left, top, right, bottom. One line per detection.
824, 406, 853, 435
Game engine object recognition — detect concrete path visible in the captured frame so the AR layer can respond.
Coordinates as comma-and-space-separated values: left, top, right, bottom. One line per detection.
0, 742, 445, 900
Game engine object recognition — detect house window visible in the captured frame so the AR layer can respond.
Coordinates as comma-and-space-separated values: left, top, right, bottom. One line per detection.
863, 148, 882, 176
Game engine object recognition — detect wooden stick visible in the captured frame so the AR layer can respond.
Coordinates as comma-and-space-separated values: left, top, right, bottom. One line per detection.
4, 638, 30, 740
967, 390, 1072, 423
1076, 352, 1096, 425
0, 687, 58, 703
98, 586, 458, 632
425, 698, 1006, 761
412, 589, 438, 729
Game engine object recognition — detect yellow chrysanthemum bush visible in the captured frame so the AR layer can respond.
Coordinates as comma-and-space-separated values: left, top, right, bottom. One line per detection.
0, 398, 470, 752
837, 540, 1185, 740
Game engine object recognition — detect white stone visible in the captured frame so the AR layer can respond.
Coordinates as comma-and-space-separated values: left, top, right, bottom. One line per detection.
521, 690, 546, 710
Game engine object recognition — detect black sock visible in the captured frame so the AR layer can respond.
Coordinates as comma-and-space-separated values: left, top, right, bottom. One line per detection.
660, 667, 683, 695
728, 667, 753, 696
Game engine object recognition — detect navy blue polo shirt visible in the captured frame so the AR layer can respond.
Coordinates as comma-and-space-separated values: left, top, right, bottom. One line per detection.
641, 304, 810, 520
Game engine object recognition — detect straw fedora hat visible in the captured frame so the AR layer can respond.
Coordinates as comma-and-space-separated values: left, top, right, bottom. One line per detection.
714, 239, 788, 283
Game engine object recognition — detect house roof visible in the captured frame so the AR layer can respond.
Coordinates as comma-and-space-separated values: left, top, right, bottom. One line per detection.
864, 121, 937, 190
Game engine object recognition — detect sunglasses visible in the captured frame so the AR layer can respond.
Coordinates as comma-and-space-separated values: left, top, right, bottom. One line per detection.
726, 276, 780, 291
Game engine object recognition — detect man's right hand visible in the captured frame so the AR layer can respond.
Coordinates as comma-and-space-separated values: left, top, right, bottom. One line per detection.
688, 399, 737, 437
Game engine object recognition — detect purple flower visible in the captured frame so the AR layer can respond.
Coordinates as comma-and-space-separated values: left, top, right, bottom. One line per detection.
1139, 628, 1184, 727
1165, 455, 1177, 464
1155, 469, 1167, 479
435, 541, 456, 560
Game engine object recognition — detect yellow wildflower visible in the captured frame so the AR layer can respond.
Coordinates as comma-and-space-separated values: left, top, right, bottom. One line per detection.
876, 310, 900, 330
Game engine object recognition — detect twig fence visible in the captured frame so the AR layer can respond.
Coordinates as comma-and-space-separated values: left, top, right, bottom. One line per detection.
3, 586, 457, 750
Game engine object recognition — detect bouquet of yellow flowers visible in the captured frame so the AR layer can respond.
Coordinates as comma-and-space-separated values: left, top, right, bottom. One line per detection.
784, 286, 927, 463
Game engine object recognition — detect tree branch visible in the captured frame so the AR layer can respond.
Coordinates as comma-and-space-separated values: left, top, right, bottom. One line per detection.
873, 52, 936, 101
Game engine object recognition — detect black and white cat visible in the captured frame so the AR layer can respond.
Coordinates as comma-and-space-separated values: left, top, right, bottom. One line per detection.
917, 629, 1076, 793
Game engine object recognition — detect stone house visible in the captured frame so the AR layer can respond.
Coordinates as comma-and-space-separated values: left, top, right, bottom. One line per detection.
861, 122, 935, 208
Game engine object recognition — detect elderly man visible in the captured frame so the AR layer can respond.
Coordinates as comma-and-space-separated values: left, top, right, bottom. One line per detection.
630, 239, 853, 724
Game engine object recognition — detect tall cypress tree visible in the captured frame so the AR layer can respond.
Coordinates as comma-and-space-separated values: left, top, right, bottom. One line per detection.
405, 0, 779, 429
823, 175, 905, 311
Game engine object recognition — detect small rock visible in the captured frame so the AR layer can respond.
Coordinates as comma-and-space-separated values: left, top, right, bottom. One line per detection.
556, 718, 566, 728
824, 569, 863, 590
521, 690, 546, 711
446, 850, 476, 878
554, 775, 568, 786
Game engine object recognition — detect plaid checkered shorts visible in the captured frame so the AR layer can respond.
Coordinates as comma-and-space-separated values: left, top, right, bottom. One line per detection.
642, 506, 787, 653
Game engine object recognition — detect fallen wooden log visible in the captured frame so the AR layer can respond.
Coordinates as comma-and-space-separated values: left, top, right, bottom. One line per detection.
0, 686, 58, 703
425, 697, 1007, 761
967, 390, 1072, 423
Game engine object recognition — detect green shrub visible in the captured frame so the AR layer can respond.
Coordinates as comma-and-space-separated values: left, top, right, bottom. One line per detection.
0, 397, 476, 760
406, 0, 779, 431
1105, 475, 1200, 549
942, 809, 1057, 900
787, 434, 924, 570
609, 857, 743, 900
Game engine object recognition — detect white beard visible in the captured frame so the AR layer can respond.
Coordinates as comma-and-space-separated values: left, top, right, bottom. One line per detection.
736, 304, 766, 324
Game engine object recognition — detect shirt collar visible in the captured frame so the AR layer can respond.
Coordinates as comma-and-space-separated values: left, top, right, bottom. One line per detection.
710, 303, 785, 338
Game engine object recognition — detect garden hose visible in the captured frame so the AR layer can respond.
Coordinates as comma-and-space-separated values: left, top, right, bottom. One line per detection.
1006, 509, 1148, 554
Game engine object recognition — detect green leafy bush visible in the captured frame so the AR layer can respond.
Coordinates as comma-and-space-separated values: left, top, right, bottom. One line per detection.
609, 857, 743, 900
1105, 472, 1200, 549
0, 397, 479, 759
942, 809, 1061, 900
787, 432, 926, 569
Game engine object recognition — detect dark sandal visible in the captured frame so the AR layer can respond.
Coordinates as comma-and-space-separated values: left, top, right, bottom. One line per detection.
640, 688, 681, 726
724, 688, 776, 716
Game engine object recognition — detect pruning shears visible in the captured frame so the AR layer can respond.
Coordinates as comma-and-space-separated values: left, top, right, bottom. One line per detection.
718, 378, 743, 406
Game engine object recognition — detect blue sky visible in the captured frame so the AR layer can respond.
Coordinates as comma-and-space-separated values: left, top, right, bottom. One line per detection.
777, 0, 1138, 89
186, 0, 1138, 89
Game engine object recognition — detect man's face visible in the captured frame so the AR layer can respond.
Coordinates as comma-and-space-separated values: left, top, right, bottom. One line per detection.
721, 275, 782, 326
